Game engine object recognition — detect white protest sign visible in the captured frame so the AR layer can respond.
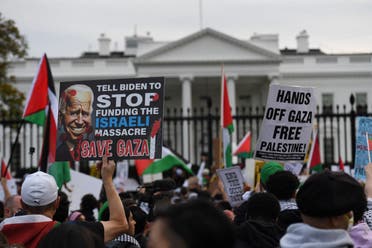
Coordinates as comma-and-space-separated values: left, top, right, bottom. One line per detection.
284, 162, 303, 176
217, 166, 245, 207
254, 84, 316, 162
116, 160, 129, 181
62, 169, 102, 212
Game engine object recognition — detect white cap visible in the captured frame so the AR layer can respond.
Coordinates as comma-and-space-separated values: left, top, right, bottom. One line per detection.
21, 171, 58, 206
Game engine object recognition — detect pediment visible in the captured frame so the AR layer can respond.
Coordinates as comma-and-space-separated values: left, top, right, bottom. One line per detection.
135, 28, 280, 64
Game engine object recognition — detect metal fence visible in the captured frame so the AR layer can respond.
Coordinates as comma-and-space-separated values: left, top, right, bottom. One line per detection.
0, 95, 366, 173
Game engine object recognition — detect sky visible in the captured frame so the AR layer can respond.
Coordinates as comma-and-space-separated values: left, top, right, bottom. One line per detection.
2, 0, 372, 57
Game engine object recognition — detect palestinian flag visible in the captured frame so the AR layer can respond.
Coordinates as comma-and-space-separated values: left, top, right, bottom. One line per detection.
135, 159, 154, 176
22, 54, 58, 172
48, 161, 71, 189
1, 158, 12, 179
234, 131, 253, 158
142, 147, 193, 175
0, 215, 58, 248
307, 132, 322, 172
339, 156, 344, 171
221, 68, 234, 168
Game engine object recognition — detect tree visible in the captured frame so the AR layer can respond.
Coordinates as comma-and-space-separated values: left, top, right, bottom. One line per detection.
0, 12, 28, 118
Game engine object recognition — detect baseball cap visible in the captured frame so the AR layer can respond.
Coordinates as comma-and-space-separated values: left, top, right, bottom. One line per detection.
21, 171, 58, 206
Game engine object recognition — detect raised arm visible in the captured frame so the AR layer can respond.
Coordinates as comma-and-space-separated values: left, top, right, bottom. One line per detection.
100, 156, 129, 242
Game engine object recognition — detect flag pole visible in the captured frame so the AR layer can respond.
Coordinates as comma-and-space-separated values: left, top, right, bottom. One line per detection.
366, 132, 371, 163
4, 120, 25, 177
219, 64, 224, 168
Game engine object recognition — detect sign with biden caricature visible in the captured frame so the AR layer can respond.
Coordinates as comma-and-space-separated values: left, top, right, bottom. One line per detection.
56, 77, 164, 161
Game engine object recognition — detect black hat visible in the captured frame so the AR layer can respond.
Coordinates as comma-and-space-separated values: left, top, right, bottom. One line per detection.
296, 170, 364, 218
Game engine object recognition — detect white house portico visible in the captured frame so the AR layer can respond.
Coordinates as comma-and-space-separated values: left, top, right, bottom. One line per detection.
134, 28, 281, 113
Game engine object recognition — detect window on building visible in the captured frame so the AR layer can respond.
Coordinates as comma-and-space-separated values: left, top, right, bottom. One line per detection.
126, 39, 138, 48
239, 95, 252, 109
356, 92, 368, 115
322, 93, 333, 114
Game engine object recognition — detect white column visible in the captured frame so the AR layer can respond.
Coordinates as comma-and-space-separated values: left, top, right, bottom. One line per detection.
262, 74, 279, 105
181, 76, 193, 113
227, 75, 238, 163
180, 75, 193, 162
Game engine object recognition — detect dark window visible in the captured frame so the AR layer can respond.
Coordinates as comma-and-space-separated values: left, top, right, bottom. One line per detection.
322, 93, 333, 114
356, 92, 368, 115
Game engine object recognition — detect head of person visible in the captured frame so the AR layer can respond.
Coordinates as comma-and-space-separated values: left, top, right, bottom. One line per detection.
100, 204, 136, 236
80, 194, 98, 211
243, 192, 280, 223
187, 176, 200, 191
53, 191, 70, 222
20, 171, 59, 218
260, 161, 284, 189
296, 170, 365, 230
59, 84, 93, 141
129, 205, 148, 236
126, 207, 137, 237
148, 200, 235, 248
38, 222, 104, 248
266, 170, 300, 200
4, 195, 22, 218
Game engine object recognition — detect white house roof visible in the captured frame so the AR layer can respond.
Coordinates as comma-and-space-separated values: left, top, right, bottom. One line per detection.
135, 28, 281, 64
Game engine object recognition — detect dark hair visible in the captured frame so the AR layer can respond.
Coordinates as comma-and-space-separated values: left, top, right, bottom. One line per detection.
80, 194, 98, 211
119, 192, 134, 200
38, 222, 104, 248
0, 201, 4, 218
277, 209, 303, 230
100, 198, 133, 225
129, 205, 148, 235
155, 199, 235, 248
243, 192, 280, 222
22, 200, 57, 215
266, 171, 300, 200
197, 190, 212, 201
53, 191, 70, 222
215, 200, 232, 211
353, 195, 367, 223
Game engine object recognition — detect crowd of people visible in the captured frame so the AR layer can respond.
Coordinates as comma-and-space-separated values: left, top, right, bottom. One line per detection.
1, 157, 372, 248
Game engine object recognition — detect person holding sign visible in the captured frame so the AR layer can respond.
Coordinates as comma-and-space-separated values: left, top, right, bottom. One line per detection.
57, 84, 95, 161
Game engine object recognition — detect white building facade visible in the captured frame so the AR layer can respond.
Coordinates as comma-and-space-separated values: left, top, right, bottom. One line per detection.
5, 28, 372, 168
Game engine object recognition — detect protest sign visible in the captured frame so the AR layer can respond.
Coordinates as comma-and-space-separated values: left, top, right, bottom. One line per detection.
354, 117, 372, 180
284, 162, 303, 176
254, 84, 316, 162
62, 169, 102, 214
56, 77, 164, 161
217, 166, 245, 207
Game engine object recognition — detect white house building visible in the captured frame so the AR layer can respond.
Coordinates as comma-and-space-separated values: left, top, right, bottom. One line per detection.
5, 28, 372, 168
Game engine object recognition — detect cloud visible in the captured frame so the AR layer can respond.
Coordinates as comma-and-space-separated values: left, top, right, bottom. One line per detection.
2, 0, 372, 56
